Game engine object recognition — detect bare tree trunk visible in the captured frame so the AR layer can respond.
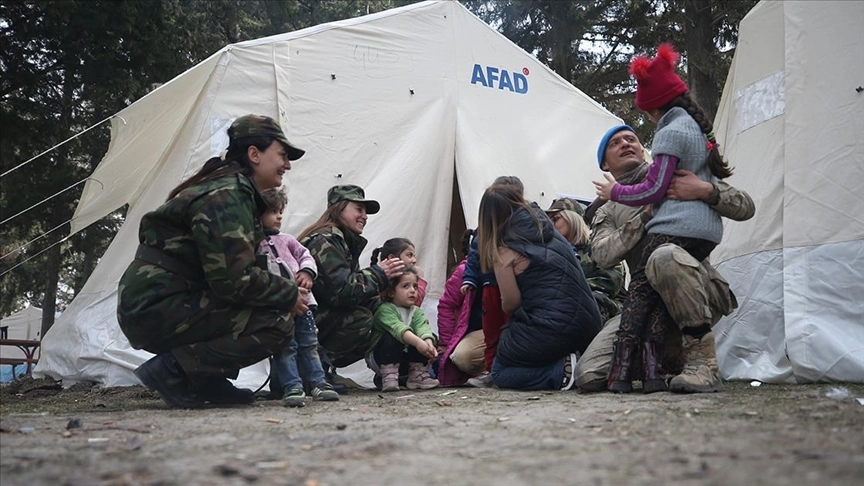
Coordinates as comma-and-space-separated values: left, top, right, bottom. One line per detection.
41, 57, 75, 338
683, 0, 719, 121
40, 222, 61, 338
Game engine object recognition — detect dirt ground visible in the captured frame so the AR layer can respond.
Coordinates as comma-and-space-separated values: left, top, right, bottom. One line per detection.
1, 377, 862, 486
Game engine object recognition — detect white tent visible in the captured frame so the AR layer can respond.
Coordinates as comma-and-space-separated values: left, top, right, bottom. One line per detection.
712, 0, 864, 383
1, 306, 42, 359
34, 0, 621, 387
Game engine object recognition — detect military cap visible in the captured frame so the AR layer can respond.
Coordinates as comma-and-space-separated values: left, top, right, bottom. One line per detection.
546, 197, 585, 216
327, 185, 380, 214
229, 114, 305, 161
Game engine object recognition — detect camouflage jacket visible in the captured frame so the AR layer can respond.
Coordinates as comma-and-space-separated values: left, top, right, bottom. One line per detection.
122, 172, 299, 311
301, 226, 389, 310
576, 244, 625, 321
576, 245, 624, 299
590, 163, 756, 271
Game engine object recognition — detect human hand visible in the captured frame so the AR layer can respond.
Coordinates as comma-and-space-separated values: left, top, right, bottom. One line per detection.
379, 257, 406, 279
642, 205, 653, 218
460, 284, 471, 295
415, 340, 437, 360
292, 288, 310, 316
667, 169, 714, 201
413, 265, 425, 279
295, 271, 314, 290
592, 173, 617, 201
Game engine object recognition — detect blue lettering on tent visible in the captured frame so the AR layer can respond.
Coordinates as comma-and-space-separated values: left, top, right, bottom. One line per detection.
498, 70, 513, 91
470, 64, 529, 95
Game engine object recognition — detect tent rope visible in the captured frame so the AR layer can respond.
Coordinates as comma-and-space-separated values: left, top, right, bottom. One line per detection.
0, 232, 73, 278
0, 115, 126, 178
0, 177, 102, 226
1, 216, 76, 261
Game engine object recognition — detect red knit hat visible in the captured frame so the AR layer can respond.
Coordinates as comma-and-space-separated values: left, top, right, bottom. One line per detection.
630, 43, 688, 111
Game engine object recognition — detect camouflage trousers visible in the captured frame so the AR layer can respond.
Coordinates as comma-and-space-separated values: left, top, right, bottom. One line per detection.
118, 289, 294, 381
617, 234, 716, 343
315, 306, 375, 368
574, 243, 737, 391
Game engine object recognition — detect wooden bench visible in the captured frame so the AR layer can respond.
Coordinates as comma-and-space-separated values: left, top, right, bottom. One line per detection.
0, 339, 41, 377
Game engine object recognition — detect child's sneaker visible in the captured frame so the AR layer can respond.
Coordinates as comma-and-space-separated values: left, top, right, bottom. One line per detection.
282, 387, 306, 408
380, 363, 400, 392
310, 382, 340, 401
406, 362, 439, 390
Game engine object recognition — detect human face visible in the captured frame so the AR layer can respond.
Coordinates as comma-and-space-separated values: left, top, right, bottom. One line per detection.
602, 130, 644, 178
397, 245, 417, 266
550, 213, 570, 238
261, 207, 282, 231
391, 273, 419, 308
250, 141, 291, 190
338, 201, 368, 235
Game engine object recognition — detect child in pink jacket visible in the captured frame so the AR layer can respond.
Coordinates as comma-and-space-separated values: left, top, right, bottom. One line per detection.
436, 230, 485, 386
258, 188, 338, 407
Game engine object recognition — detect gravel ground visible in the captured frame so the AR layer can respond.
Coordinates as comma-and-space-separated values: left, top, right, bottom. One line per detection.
1, 377, 863, 486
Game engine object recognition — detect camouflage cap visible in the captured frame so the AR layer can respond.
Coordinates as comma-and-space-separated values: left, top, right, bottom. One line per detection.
327, 185, 380, 214
229, 114, 305, 161
546, 197, 585, 216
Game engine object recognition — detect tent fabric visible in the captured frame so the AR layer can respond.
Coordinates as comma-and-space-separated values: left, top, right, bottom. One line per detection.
1, 306, 43, 361
712, 0, 864, 383
35, 0, 622, 388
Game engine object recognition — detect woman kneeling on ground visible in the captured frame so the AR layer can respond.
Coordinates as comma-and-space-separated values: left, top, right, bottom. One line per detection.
297, 185, 406, 372
477, 184, 603, 390
118, 115, 307, 408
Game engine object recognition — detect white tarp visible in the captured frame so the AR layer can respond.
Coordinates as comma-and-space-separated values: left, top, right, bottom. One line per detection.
35, 0, 621, 388
1, 306, 43, 362
712, 0, 864, 383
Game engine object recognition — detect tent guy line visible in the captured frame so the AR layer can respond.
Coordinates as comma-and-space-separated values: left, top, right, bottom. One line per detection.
0, 114, 126, 178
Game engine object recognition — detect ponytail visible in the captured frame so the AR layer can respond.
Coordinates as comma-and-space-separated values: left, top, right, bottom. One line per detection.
370, 247, 383, 266
460, 228, 474, 257
662, 92, 734, 179
167, 135, 273, 200
371, 238, 414, 266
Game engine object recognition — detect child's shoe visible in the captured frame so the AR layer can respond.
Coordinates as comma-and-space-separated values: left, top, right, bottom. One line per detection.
310, 382, 340, 401
282, 387, 306, 407
380, 363, 400, 392
406, 362, 439, 390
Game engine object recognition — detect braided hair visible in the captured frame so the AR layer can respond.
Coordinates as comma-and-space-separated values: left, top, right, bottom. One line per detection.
661, 92, 734, 179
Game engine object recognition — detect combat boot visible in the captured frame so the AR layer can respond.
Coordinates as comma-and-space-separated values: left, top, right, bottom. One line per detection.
641, 340, 668, 394
134, 353, 203, 408
406, 362, 439, 390
669, 331, 722, 393
379, 363, 400, 392
194, 377, 256, 405
606, 336, 638, 393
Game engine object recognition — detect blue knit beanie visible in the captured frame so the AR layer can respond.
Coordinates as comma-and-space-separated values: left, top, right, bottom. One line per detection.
597, 125, 636, 169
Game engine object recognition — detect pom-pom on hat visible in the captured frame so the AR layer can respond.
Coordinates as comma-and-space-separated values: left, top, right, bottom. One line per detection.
630, 43, 688, 111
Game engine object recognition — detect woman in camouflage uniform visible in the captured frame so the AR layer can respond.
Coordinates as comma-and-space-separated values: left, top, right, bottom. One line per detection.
298, 185, 406, 370
117, 115, 307, 408
545, 198, 625, 322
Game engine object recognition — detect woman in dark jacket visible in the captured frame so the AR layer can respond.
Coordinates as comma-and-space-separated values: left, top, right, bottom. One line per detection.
476, 184, 603, 390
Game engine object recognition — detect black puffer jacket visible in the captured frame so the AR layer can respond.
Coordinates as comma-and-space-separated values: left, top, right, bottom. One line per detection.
496, 205, 603, 367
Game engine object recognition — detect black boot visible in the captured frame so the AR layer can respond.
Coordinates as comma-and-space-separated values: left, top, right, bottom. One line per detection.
642, 340, 668, 394
319, 346, 349, 394
194, 377, 255, 405
134, 353, 203, 408
606, 337, 638, 393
